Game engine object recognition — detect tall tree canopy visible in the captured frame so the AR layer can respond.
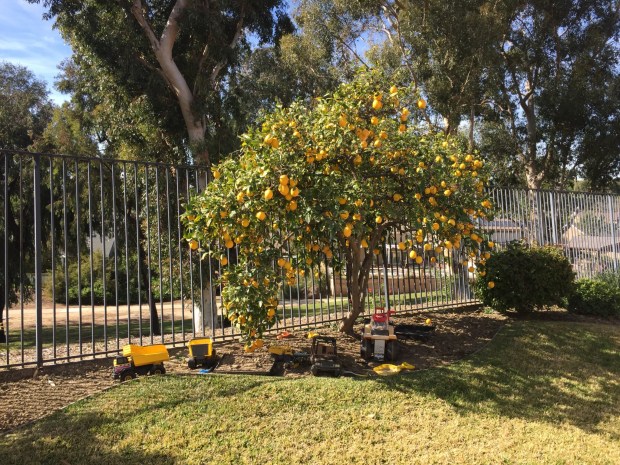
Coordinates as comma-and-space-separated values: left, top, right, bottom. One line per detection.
32, 0, 291, 166
295, 0, 620, 190
0, 62, 53, 150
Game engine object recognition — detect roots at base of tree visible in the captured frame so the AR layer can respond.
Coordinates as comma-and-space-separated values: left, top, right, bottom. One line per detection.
339, 312, 357, 335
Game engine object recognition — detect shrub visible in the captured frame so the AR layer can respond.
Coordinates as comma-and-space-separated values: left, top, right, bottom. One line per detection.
568, 274, 620, 317
474, 241, 575, 313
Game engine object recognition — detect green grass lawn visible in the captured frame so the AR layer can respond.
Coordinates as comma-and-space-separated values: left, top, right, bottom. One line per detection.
1, 320, 618, 465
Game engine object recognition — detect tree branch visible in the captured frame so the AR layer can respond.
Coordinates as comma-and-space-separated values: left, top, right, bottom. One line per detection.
130, 0, 161, 52
158, 0, 188, 59
210, 2, 246, 86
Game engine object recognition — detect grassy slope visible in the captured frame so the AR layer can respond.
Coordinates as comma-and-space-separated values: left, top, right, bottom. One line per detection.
1, 321, 618, 465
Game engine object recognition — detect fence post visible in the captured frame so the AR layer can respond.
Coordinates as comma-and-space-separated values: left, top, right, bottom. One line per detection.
609, 195, 618, 272
33, 154, 43, 366
550, 191, 558, 244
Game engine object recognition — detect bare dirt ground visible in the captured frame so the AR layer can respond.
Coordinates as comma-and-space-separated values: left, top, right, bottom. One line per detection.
0, 306, 512, 433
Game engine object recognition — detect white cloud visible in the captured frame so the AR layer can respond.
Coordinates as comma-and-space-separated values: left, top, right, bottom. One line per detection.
0, 0, 72, 103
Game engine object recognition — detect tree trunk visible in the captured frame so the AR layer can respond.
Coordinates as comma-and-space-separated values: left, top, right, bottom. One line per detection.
339, 242, 371, 334
523, 77, 542, 190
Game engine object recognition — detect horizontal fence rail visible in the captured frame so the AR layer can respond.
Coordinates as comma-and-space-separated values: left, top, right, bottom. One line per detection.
1, 149, 618, 368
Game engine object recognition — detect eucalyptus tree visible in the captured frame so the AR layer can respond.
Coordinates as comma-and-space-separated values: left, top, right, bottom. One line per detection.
32, 0, 290, 167
295, 0, 620, 190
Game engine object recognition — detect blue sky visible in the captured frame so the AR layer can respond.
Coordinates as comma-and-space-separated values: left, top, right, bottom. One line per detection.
0, 0, 72, 104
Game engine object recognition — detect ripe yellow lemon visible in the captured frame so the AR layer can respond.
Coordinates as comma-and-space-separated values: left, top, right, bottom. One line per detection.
256, 211, 266, 221
189, 239, 198, 250
264, 188, 274, 200
417, 98, 427, 109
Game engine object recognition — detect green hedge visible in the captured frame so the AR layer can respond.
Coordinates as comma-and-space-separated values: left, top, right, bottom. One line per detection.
568, 272, 620, 317
474, 241, 575, 313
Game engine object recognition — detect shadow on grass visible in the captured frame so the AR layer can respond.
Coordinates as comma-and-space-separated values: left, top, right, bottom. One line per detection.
372, 321, 620, 435
0, 410, 174, 465
0, 375, 284, 464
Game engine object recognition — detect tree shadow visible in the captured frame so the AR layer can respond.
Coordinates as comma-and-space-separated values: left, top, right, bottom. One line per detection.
0, 374, 285, 464
0, 410, 174, 465
371, 322, 620, 436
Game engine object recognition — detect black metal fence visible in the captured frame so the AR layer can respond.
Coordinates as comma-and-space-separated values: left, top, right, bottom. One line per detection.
1, 149, 618, 368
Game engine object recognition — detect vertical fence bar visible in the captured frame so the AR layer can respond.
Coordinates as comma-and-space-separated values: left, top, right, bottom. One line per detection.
144, 166, 153, 344
133, 163, 143, 341
49, 157, 57, 361
175, 169, 185, 340
610, 195, 618, 272
111, 163, 120, 350
99, 160, 108, 352
165, 168, 175, 343
62, 159, 69, 357
19, 157, 24, 365
123, 162, 131, 343
155, 166, 165, 342
3, 153, 9, 365
33, 154, 43, 366
87, 162, 95, 356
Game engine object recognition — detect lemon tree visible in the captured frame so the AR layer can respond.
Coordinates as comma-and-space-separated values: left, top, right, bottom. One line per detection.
183, 70, 494, 350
